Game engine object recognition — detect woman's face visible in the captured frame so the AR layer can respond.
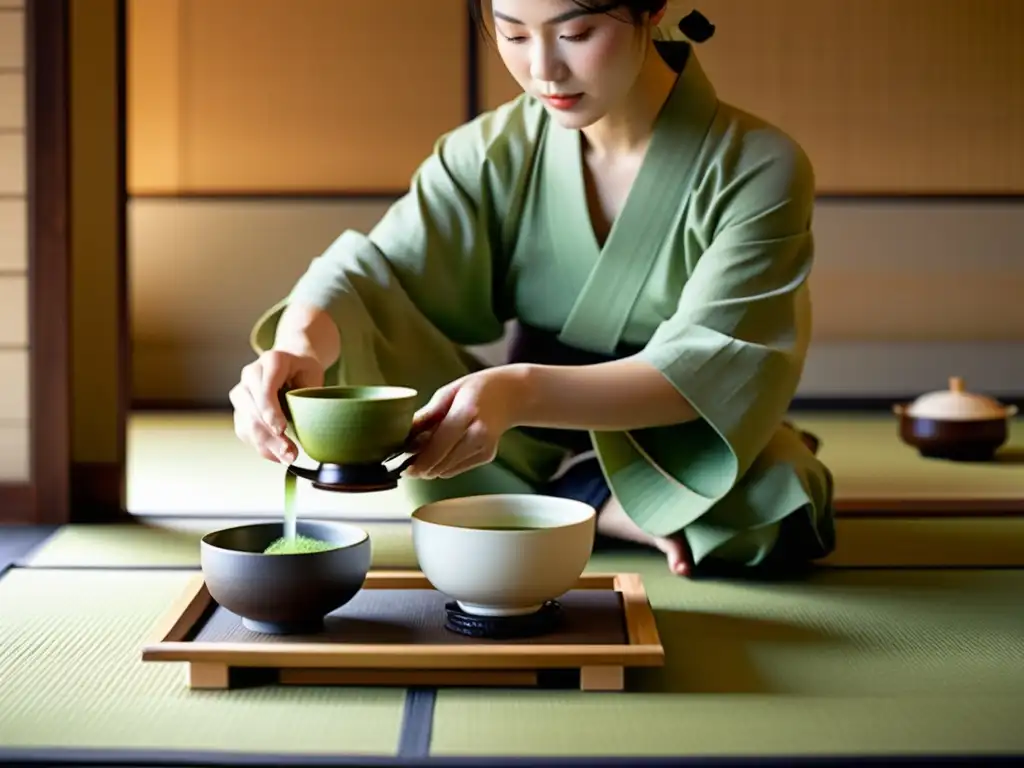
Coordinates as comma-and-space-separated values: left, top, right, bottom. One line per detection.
490, 1, 658, 130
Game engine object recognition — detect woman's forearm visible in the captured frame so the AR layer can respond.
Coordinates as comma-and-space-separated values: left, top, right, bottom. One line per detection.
512, 359, 699, 432
273, 302, 341, 369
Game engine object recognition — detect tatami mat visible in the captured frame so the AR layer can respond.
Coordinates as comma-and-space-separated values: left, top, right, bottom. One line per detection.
793, 412, 1023, 504
435, 554, 1024, 756
431, 692, 1022, 757
19, 519, 418, 569
0, 568, 406, 756
17, 516, 1024, 570
1, 551, 1021, 759
821, 517, 1024, 567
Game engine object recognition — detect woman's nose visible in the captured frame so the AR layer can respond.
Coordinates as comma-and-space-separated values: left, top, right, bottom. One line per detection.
529, 42, 567, 85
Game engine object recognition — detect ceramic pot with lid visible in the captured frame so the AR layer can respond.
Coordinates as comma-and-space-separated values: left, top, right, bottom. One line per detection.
892, 377, 1018, 461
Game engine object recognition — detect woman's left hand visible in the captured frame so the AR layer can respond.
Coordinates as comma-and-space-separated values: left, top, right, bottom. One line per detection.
404, 366, 527, 480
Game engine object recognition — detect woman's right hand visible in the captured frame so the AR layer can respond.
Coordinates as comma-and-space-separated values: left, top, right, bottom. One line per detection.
229, 349, 325, 464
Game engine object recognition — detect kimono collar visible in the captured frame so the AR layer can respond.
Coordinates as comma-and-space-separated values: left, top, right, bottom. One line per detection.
651, 40, 719, 126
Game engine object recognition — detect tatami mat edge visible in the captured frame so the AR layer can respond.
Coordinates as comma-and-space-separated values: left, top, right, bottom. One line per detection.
0, 747, 1021, 766
11, 517, 1024, 571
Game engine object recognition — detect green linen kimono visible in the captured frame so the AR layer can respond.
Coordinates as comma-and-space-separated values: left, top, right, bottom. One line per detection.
250, 40, 836, 569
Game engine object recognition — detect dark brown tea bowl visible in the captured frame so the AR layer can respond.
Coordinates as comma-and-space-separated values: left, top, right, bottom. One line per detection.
893, 377, 1018, 462
199, 520, 371, 635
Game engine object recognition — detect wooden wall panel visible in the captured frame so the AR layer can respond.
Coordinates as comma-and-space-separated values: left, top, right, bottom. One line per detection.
0, 7, 21, 67
0, 133, 24, 193
126, 0, 180, 193
479, 0, 1024, 194
0, 3, 26, 484
0, 194, 24, 273
128, 0, 469, 194
128, 197, 1024, 404
809, 271, 1024, 342
0, 274, 27, 347
0, 71, 23, 127
0, 423, 28, 481
129, 198, 392, 345
0, 350, 27, 421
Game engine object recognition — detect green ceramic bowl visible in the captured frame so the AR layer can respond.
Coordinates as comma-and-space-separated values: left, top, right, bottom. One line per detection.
284, 385, 419, 466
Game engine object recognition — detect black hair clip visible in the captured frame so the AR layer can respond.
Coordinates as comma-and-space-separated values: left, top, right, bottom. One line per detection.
678, 9, 715, 42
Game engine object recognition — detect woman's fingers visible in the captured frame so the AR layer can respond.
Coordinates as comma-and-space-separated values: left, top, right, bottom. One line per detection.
230, 374, 296, 464
436, 445, 491, 479
413, 418, 492, 479
252, 352, 293, 435
408, 404, 478, 478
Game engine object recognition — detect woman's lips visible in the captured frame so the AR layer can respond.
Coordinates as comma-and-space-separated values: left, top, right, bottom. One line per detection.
543, 93, 583, 110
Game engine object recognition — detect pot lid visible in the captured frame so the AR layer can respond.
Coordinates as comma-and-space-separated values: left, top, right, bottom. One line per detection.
905, 377, 1011, 420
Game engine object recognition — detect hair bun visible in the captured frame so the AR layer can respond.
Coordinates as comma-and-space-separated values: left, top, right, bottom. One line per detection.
678, 9, 715, 42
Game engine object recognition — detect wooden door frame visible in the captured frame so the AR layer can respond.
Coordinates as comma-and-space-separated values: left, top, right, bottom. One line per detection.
0, 0, 127, 525
0, 0, 71, 525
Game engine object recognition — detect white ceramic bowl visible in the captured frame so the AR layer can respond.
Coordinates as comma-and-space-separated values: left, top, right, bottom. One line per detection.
410, 494, 597, 617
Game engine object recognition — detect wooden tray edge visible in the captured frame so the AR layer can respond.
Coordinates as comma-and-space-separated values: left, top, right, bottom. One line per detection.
141, 570, 665, 669
142, 572, 211, 648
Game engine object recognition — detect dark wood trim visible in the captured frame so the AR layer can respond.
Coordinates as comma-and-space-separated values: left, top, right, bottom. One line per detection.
66, 0, 129, 522
115, 0, 129, 516
814, 192, 1024, 202
128, 190, 406, 201
131, 395, 1024, 414
123, 190, 1024, 203
0, 484, 34, 524
835, 499, 1024, 516
70, 461, 126, 521
133, 398, 230, 412
787, 396, 1024, 412
465, 5, 480, 122
25, 0, 71, 525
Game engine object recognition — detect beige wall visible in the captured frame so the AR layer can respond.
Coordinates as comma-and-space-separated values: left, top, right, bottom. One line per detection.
130, 0, 1024, 196
126, 0, 1024, 405
129, 196, 1024, 404
0, 0, 28, 480
128, 0, 470, 194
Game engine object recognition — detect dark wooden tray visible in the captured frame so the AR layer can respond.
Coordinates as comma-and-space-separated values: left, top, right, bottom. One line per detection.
141, 571, 665, 692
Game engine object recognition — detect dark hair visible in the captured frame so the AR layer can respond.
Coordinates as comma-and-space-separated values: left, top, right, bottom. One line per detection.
468, 2, 715, 42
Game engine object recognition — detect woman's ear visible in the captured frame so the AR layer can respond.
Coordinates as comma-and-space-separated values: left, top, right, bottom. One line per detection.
649, 3, 667, 27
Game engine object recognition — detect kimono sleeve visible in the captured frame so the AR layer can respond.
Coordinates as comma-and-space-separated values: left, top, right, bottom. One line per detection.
249, 98, 542, 361
628, 139, 816, 503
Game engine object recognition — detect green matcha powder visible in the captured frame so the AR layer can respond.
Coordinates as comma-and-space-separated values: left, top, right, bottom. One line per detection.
261, 465, 338, 555
263, 534, 339, 555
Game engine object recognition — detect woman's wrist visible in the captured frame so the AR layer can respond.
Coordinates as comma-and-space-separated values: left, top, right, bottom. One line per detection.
273, 303, 340, 370
509, 359, 697, 432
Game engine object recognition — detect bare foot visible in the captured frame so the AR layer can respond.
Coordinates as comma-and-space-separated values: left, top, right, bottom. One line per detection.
592, 427, 817, 577
597, 497, 692, 576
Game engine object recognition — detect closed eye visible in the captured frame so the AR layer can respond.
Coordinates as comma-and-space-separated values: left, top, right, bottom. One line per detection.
499, 28, 595, 44
562, 28, 594, 42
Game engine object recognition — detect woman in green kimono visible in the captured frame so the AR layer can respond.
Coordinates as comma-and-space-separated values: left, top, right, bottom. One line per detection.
231, 0, 837, 577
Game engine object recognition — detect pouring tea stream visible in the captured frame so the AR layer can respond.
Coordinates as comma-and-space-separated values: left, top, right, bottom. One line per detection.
268, 384, 424, 554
